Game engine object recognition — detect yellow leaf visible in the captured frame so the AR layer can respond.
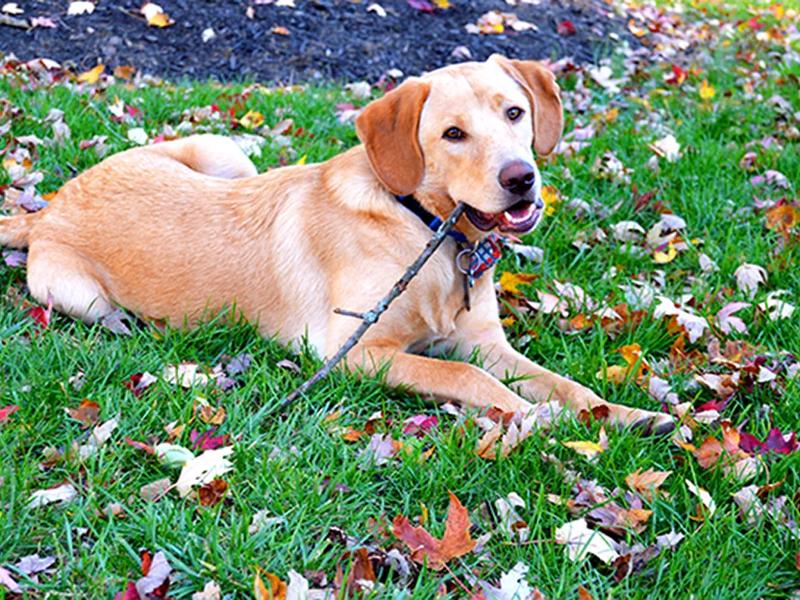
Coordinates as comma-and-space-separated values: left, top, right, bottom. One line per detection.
433, 0, 450, 7
541, 184, 559, 216
500, 315, 516, 327
699, 80, 715, 101
240, 110, 264, 129
141, 2, 173, 27
653, 242, 677, 264
77, 64, 105, 84
596, 364, 628, 384
563, 440, 605, 459
499, 272, 536, 295
295, 155, 307, 165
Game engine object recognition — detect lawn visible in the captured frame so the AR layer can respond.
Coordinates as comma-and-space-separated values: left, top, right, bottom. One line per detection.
1, 1, 799, 598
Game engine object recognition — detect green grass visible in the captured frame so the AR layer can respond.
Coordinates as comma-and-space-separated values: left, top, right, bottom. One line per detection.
2, 2, 800, 598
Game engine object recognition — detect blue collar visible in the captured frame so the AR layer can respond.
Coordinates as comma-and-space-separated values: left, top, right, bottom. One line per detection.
395, 194, 469, 245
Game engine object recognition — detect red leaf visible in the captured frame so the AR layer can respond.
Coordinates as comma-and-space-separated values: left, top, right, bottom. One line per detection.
114, 582, 140, 600
0, 405, 20, 423
125, 437, 156, 455
27, 296, 52, 330
190, 427, 230, 451
557, 20, 577, 36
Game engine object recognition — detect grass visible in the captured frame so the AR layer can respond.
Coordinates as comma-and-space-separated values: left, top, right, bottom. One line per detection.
1, 1, 800, 598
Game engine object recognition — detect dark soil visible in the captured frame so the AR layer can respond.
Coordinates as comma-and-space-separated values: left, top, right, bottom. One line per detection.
1, 0, 631, 83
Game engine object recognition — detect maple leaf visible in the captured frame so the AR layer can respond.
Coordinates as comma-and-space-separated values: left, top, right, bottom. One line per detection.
625, 468, 672, 501
765, 203, 800, 233
715, 302, 750, 335
392, 491, 476, 570
734, 263, 767, 298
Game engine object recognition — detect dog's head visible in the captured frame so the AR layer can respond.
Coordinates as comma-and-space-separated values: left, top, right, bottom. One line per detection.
355, 54, 563, 235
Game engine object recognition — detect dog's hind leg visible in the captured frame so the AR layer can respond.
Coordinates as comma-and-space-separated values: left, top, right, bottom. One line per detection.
26, 241, 114, 324
148, 134, 258, 179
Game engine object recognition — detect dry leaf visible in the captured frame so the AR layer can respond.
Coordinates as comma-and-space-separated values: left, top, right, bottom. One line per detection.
175, 447, 234, 497
625, 468, 671, 501
140, 478, 171, 502
554, 518, 619, 564
28, 482, 78, 509
499, 272, 537, 295
686, 479, 716, 518
77, 64, 104, 84
392, 491, 476, 570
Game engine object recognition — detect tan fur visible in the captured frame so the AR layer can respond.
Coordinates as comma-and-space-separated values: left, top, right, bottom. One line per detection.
0, 57, 673, 432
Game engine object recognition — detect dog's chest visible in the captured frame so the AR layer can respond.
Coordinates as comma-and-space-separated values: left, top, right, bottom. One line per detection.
410, 247, 471, 341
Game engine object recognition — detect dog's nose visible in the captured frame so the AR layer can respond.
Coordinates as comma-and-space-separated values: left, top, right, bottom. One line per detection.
498, 161, 536, 195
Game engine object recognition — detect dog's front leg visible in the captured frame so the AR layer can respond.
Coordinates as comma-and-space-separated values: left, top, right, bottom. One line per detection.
347, 343, 535, 414
452, 310, 675, 433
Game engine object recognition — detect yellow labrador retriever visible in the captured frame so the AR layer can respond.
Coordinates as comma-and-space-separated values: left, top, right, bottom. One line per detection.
0, 55, 673, 432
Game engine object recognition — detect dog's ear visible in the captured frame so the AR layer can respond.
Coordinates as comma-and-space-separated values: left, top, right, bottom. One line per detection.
355, 79, 431, 196
491, 55, 563, 156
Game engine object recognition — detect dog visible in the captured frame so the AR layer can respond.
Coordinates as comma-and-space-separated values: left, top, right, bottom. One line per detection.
0, 54, 673, 433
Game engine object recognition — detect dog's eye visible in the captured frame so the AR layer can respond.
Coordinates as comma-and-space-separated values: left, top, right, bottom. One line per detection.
443, 127, 465, 141
507, 107, 524, 121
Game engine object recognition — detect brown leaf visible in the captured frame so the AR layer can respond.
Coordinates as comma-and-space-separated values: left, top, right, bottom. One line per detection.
66, 399, 99, 426
198, 479, 228, 507
392, 492, 476, 570
199, 405, 226, 425
765, 203, 799, 233
625, 468, 672, 501
334, 548, 376, 596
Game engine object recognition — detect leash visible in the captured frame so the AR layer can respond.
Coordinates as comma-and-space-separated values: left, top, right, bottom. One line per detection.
395, 194, 504, 310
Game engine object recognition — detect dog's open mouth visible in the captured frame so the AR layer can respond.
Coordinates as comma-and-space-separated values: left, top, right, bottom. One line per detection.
465, 199, 541, 233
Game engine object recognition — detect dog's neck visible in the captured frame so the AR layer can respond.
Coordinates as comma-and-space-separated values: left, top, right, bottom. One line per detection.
404, 189, 485, 245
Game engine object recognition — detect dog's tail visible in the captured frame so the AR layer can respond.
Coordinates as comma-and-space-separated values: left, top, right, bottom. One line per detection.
0, 213, 40, 248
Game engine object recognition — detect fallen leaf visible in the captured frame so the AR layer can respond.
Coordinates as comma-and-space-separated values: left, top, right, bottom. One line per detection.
28, 482, 78, 509
254, 568, 286, 600
140, 478, 171, 502
699, 80, 715, 100
136, 551, 172, 597
757, 290, 795, 321
15, 554, 56, 576
141, 2, 173, 27
0, 404, 20, 423
563, 440, 605, 461
77, 64, 104, 84
499, 272, 537, 295
625, 468, 671, 501
734, 263, 767, 299
686, 479, 716, 518
715, 302, 750, 335
392, 491, 476, 570
67, 1, 95, 16
0, 566, 21, 594
191, 580, 222, 600
66, 399, 100, 426
198, 479, 228, 507
175, 446, 234, 497
479, 561, 539, 600
554, 518, 619, 564
163, 363, 211, 387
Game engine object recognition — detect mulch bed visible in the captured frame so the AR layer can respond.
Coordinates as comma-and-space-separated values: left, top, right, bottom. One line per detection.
1, 0, 633, 83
